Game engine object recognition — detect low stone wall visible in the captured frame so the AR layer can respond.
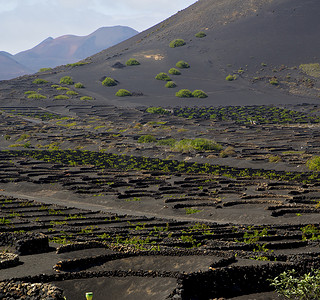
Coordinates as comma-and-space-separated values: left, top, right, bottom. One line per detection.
56, 240, 107, 253
0, 252, 19, 269
0, 281, 65, 300
0, 232, 49, 255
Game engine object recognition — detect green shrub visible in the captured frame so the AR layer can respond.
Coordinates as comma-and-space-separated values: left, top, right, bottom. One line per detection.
175, 89, 193, 98
155, 73, 171, 81
126, 58, 140, 66
176, 60, 190, 68
102, 77, 117, 86
172, 139, 221, 153
185, 208, 202, 214
165, 81, 177, 88
24, 91, 36, 95
32, 78, 48, 84
169, 39, 186, 48
270, 78, 279, 85
270, 269, 320, 300
146, 107, 170, 115
190, 138, 222, 151
157, 138, 176, 146
39, 68, 52, 72
80, 96, 93, 100
51, 85, 60, 88
54, 95, 69, 100
74, 82, 84, 88
115, 89, 132, 97
27, 93, 47, 99
17, 133, 30, 141
66, 62, 89, 67
59, 76, 74, 85
226, 74, 236, 81
192, 90, 208, 98
195, 31, 206, 38
172, 140, 193, 153
307, 156, 320, 171
56, 87, 69, 91
66, 90, 79, 96
23, 142, 31, 148
168, 68, 181, 75
138, 135, 157, 143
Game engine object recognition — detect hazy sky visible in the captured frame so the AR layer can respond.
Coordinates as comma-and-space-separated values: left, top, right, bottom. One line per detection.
0, 0, 197, 54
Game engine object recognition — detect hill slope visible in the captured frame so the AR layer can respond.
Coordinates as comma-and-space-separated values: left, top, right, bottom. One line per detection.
2, 0, 320, 107
0, 52, 32, 80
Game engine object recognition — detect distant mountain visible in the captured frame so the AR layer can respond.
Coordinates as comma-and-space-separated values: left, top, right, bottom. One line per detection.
0, 52, 32, 80
0, 26, 138, 80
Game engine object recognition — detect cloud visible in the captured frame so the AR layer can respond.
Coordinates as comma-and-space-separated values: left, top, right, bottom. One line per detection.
0, 0, 196, 54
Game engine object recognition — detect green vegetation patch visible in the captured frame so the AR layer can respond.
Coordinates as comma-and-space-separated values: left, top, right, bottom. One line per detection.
176, 61, 190, 69
185, 208, 202, 214
195, 31, 207, 38
269, 78, 279, 85
169, 39, 186, 48
102, 77, 117, 87
126, 58, 140, 66
66, 61, 90, 67
165, 81, 177, 88
24, 91, 36, 95
176, 89, 193, 98
27, 93, 47, 99
307, 156, 320, 171
155, 73, 171, 81
56, 87, 69, 91
115, 89, 132, 97
39, 68, 52, 72
226, 74, 237, 81
299, 63, 320, 77
66, 90, 79, 96
80, 96, 93, 100
32, 78, 48, 84
74, 82, 84, 88
157, 138, 176, 147
270, 269, 320, 300
59, 76, 74, 85
168, 68, 181, 75
138, 135, 157, 143
146, 107, 170, 115
192, 90, 208, 98
54, 95, 70, 100
172, 138, 222, 152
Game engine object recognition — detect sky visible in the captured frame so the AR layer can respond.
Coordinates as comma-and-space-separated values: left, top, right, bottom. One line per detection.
0, 0, 197, 55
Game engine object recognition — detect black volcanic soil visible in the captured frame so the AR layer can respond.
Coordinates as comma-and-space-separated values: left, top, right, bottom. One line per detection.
0, 103, 320, 299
